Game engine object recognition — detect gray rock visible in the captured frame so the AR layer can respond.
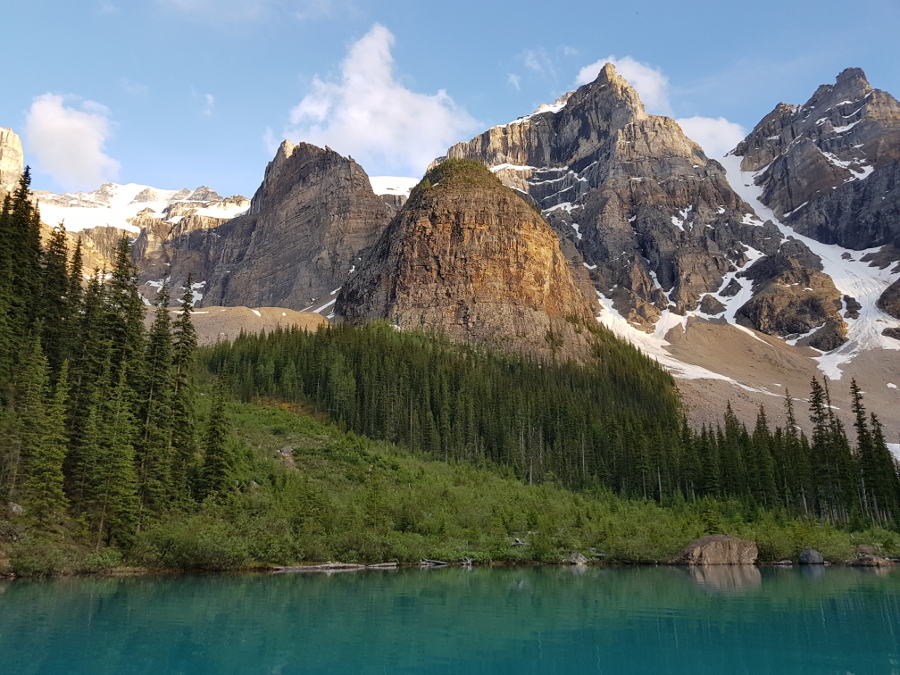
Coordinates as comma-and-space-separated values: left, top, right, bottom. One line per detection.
0, 127, 23, 195
134, 141, 392, 312
566, 552, 589, 566
799, 548, 825, 564
7, 502, 23, 516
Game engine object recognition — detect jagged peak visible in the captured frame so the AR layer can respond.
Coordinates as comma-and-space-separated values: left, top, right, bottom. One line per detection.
835, 67, 869, 89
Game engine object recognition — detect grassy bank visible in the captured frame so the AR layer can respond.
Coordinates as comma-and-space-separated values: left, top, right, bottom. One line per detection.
4, 399, 898, 576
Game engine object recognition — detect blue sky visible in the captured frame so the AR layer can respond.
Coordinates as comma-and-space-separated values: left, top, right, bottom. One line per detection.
5, 0, 899, 196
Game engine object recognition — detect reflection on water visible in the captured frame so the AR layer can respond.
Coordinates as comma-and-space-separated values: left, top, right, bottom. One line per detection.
688, 564, 762, 593
0, 566, 898, 674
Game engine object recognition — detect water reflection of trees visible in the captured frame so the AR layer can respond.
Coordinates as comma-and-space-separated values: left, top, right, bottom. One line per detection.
0, 567, 898, 673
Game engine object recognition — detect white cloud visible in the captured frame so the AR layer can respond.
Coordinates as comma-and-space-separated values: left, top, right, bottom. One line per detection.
575, 55, 671, 114
522, 48, 556, 78
283, 24, 477, 176
25, 94, 120, 191
507, 73, 521, 91
674, 116, 746, 158
573, 55, 747, 156
202, 93, 215, 116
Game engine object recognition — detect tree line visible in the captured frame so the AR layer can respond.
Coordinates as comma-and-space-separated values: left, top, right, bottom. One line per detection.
204, 320, 900, 528
0, 170, 232, 546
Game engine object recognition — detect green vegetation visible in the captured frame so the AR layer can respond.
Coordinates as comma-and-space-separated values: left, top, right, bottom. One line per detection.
109, 401, 900, 570
0, 167, 898, 576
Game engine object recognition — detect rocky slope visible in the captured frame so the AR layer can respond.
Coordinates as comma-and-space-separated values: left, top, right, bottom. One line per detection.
134, 141, 392, 311
735, 68, 899, 250
438, 63, 809, 334
0, 127, 23, 196
335, 160, 598, 361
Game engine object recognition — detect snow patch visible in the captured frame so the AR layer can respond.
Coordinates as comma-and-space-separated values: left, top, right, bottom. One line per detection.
720, 153, 900, 379
369, 176, 418, 198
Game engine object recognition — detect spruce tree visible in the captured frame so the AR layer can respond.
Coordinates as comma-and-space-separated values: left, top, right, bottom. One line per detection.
198, 383, 232, 499
170, 279, 199, 501
81, 365, 140, 546
40, 225, 71, 374
136, 286, 175, 517
22, 358, 70, 525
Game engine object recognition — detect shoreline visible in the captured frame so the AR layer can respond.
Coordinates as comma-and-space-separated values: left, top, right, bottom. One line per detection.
2, 556, 896, 581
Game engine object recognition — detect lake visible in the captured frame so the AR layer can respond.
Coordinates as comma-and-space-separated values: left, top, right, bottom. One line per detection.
1, 566, 898, 673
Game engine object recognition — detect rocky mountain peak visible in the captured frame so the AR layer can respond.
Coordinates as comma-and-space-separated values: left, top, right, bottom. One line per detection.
0, 127, 24, 195
574, 62, 646, 118
336, 159, 598, 361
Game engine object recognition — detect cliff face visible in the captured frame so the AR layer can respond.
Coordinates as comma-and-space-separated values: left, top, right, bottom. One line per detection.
735, 68, 900, 250
136, 141, 392, 311
439, 63, 795, 329
0, 127, 23, 196
335, 160, 597, 361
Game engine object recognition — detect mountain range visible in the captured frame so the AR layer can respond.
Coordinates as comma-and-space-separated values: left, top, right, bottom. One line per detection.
2, 63, 898, 449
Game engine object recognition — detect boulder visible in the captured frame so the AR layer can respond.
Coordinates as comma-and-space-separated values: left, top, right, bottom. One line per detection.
673, 535, 758, 565
566, 552, 588, 566
798, 548, 825, 565
848, 555, 894, 567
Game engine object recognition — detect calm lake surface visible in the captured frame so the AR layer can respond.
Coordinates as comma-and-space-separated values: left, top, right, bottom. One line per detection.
1, 566, 898, 674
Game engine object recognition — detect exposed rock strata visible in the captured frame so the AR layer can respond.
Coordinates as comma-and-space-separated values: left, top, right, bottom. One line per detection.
134, 141, 392, 310
336, 160, 597, 361
439, 63, 794, 329
736, 68, 900, 250
0, 127, 23, 196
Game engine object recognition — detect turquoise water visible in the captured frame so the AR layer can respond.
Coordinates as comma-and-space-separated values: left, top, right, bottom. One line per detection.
1, 566, 898, 674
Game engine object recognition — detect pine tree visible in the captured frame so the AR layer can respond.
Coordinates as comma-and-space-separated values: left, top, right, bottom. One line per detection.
136, 287, 175, 517
40, 225, 71, 374
22, 358, 70, 525
102, 237, 145, 376
170, 279, 199, 501
198, 383, 232, 500
81, 365, 140, 547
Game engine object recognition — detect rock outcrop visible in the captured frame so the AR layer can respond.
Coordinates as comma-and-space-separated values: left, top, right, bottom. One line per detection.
737, 255, 846, 350
438, 63, 788, 328
673, 535, 758, 565
0, 127, 23, 196
137, 141, 392, 311
335, 160, 598, 361
735, 68, 900, 250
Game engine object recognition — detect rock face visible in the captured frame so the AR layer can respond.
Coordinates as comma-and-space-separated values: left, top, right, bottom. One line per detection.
438, 63, 791, 328
673, 535, 758, 565
136, 141, 392, 310
0, 127, 23, 195
335, 160, 598, 361
735, 68, 900, 250
737, 255, 846, 350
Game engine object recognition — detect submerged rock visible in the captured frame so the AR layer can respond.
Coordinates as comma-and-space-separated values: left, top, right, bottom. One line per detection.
673, 535, 758, 565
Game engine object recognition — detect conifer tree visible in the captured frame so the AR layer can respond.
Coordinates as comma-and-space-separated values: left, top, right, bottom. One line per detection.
40, 225, 71, 374
170, 279, 199, 500
136, 287, 175, 517
81, 365, 140, 546
198, 383, 232, 499
102, 237, 145, 376
21, 358, 70, 525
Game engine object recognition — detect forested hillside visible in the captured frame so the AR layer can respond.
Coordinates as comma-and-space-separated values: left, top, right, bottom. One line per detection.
0, 169, 230, 559
0, 168, 898, 576
206, 324, 900, 527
